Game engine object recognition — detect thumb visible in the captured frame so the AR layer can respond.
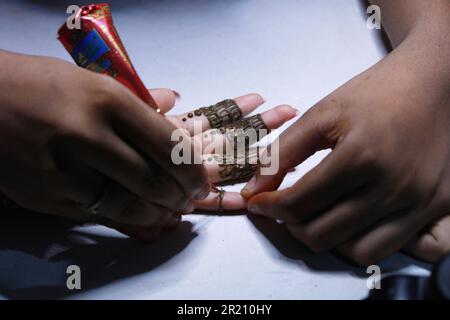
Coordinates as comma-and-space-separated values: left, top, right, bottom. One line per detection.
241, 101, 339, 199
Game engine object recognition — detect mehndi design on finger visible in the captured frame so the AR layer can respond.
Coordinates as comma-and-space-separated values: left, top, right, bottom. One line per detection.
194, 99, 243, 128
210, 113, 269, 184
223, 113, 270, 146
213, 151, 259, 184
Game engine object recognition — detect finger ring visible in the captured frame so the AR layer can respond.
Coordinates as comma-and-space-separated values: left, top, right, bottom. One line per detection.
82, 181, 112, 216
211, 184, 225, 213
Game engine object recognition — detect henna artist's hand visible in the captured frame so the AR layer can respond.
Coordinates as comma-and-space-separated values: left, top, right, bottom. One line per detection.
0, 50, 295, 242
0, 51, 208, 239
241, 25, 450, 265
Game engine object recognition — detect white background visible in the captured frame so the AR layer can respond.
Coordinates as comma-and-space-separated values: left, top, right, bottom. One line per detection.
0, 0, 431, 299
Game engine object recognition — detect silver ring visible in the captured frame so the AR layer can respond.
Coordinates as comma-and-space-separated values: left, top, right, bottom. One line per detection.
82, 182, 112, 216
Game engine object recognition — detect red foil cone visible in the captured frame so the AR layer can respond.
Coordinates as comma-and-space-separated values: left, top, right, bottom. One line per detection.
58, 3, 158, 109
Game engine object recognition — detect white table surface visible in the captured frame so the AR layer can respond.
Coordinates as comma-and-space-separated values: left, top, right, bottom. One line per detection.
0, 0, 432, 300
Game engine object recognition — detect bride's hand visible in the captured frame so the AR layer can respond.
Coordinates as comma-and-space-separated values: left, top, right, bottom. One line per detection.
163, 91, 297, 213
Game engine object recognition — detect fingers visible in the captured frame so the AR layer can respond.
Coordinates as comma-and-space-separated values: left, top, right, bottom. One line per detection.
148, 88, 179, 114
246, 139, 371, 223
201, 104, 296, 185
282, 189, 388, 252
38, 192, 182, 241
84, 183, 180, 227
241, 100, 341, 199
80, 129, 190, 211
198, 105, 297, 153
234, 94, 265, 117
108, 87, 209, 200
41, 168, 105, 206
403, 215, 450, 262
336, 209, 432, 266
260, 104, 298, 129
203, 148, 260, 184
169, 93, 265, 135
192, 191, 247, 212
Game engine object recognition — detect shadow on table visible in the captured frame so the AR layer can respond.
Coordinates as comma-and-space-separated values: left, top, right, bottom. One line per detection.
248, 215, 432, 278
0, 209, 196, 300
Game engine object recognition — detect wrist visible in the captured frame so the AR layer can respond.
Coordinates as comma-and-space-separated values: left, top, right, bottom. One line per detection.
395, 18, 450, 93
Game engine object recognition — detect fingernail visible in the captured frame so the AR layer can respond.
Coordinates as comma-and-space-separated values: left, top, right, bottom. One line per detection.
295, 110, 301, 116
248, 205, 262, 215
194, 184, 210, 200
172, 90, 181, 102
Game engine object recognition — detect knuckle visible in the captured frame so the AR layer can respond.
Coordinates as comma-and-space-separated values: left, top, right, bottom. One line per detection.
140, 174, 188, 210
299, 97, 346, 143
51, 119, 98, 150
310, 96, 346, 122
357, 147, 377, 168
90, 74, 123, 106
353, 146, 382, 177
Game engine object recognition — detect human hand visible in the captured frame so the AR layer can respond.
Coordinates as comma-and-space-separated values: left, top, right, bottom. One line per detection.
0, 52, 208, 234
242, 40, 450, 265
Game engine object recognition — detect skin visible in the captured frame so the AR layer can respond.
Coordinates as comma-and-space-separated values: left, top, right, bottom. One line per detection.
0, 50, 209, 227
0, 49, 296, 240
243, 0, 450, 265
